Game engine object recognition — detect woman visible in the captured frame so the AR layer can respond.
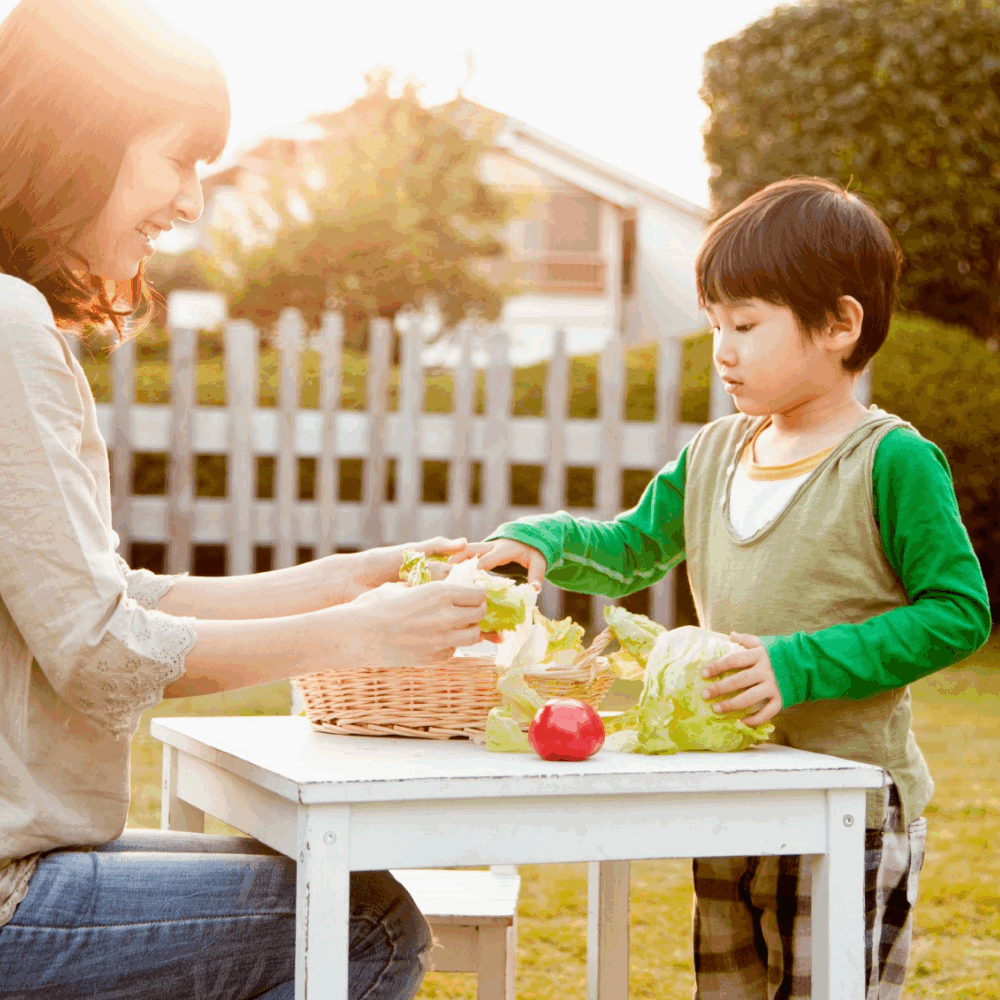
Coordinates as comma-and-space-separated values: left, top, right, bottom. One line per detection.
0, 1, 488, 997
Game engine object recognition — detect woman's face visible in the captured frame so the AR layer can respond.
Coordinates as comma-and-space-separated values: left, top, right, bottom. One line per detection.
73, 120, 205, 282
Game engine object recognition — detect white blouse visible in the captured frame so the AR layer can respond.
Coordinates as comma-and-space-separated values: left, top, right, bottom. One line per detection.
0, 274, 198, 926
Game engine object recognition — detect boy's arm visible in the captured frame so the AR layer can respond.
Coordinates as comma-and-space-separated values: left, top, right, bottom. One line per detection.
763, 428, 992, 708
485, 448, 689, 599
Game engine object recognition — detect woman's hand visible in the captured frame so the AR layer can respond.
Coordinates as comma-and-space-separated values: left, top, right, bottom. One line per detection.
453, 539, 547, 591
347, 536, 476, 599
341, 579, 488, 666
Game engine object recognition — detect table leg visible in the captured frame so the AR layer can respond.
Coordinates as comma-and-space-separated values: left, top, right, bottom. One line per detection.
586, 860, 630, 1000
810, 788, 867, 1000
160, 744, 204, 832
475, 924, 512, 1000
296, 805, 351, 1000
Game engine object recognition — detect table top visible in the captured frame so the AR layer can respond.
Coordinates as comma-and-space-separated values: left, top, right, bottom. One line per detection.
152, 716, 884, 805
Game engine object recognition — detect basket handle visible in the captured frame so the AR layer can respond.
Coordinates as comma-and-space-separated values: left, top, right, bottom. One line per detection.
572, 626, 614, 684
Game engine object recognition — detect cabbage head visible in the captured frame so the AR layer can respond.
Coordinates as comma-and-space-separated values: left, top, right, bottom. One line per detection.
631, 627, 774, 753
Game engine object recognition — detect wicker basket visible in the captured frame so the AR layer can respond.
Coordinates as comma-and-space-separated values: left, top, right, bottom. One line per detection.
294, 627, 616, 740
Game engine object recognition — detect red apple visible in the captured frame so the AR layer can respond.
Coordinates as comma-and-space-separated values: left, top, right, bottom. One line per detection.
528, 698, 605, 761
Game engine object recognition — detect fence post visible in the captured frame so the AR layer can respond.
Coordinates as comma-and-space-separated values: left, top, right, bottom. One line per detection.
449, 322, 475, 541
540, 326, 568, 513
395, 321, 422, 543
482, 325, 511, 542
650, 333, 684, 630
536, 327, 568, 619
361, 316, 392, 547
167, 324, 196, 575
110, 332, 136, 562
275, 308, 305, 569
590, 328, 627, 628
318, 312, 344, 557
225, 319, 258, 577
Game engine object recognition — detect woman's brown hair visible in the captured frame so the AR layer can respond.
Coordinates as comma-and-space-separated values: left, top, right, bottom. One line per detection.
695, 176, 905, 373
0, 0, 229, 341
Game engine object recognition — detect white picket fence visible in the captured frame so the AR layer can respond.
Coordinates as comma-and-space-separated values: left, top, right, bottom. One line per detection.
82, 302, 758, 628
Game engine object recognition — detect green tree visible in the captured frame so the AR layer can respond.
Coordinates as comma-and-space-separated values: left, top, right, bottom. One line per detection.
699, 0, 1000, 347
231, 71, 518, 336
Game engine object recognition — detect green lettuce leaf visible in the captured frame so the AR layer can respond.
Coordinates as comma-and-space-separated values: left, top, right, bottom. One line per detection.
400, 551, 536, 632
445, 558, 537, 633
399, 549, 448, 588
603, 606, 667, 668
485, 622, 548, 753
485, 707, 534, 752
480, 573, 537, 632
607, 649, 645, 681
533, 608, 585, 658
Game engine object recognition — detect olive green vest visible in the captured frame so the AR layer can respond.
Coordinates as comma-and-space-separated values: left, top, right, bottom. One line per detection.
683, 405, 933, 828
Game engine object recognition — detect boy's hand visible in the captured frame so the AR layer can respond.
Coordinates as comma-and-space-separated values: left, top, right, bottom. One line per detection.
449, 539, 546, 591
700, 631, 783, 726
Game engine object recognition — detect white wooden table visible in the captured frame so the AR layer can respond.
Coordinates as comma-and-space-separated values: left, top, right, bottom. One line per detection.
152, 716, 883, 1000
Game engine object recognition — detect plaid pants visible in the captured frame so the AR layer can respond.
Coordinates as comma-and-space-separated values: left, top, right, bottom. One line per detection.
691, 786, 926, 1000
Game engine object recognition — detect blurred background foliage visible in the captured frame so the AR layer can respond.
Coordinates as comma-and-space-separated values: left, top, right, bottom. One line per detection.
700, 0, 1000, 348
148, 70, 520, 352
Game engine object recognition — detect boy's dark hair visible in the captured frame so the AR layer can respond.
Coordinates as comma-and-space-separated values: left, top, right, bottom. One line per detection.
695, 176, 905, 373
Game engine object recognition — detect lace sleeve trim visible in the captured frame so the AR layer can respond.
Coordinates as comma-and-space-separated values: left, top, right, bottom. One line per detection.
68, 599, 198, 738
124, 567, 189, 611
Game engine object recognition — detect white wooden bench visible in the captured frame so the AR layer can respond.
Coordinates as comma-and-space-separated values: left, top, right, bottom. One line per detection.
391, 866, 520, 1000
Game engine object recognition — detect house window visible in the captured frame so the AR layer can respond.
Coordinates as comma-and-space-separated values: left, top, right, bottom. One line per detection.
547, 194, 599, 252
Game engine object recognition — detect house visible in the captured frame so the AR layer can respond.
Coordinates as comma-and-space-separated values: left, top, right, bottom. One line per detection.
169, 104, 710, 363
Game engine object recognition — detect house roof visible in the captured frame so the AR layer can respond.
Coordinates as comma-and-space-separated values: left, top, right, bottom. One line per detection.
500, 119, 709, 222
202, 100, 708, 224
441, 99, 709, 222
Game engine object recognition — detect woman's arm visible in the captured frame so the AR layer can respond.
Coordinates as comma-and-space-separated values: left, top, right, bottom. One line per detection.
155, 538, 470, 619
162, 580, 488, 698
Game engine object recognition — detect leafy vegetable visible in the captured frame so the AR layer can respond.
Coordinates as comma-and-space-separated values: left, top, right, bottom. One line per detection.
533, 608, 585, 660
399, 550, 537, 631
617, 626, 774, 754
445, 557, 538, 633
485, 622, 547, 752
399, 549, 448, 588
603, 605, 667, 668
485, 709, 533, 752
607, 649, 645, 681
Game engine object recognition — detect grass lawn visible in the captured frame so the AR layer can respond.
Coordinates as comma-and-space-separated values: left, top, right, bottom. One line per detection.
128, 632, 1000, 999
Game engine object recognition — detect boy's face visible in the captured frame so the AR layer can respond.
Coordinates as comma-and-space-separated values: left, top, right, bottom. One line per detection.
705, 297, 840, 417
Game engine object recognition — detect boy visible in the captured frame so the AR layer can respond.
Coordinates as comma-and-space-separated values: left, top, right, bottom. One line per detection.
468, 176, 991, 999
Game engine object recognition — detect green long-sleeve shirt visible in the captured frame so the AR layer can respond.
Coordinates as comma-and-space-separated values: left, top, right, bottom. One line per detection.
488, 427, 992, 710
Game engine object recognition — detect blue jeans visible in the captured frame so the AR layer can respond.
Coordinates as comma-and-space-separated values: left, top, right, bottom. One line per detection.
0, 829, 432, 1000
